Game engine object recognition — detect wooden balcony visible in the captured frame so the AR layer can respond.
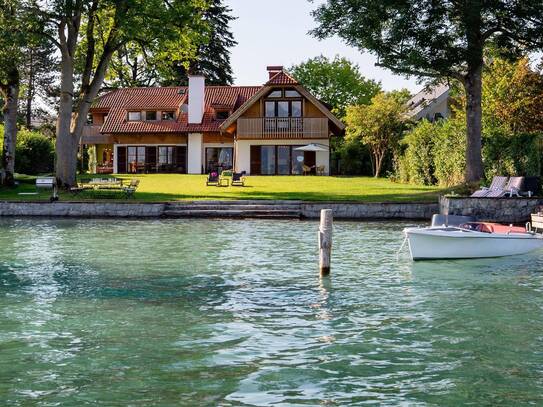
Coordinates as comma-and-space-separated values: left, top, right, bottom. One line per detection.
81, 125, 113, 144
237, 117, 329, 139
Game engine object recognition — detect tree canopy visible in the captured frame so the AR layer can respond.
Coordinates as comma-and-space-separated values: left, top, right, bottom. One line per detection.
345, 91, 408, 177
311, 0, 543, 183
289, 55, 381, 118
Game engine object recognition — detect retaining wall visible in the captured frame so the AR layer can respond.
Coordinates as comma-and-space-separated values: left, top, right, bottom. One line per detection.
439, 196, 543, 223
301, 202, 438, 219
0, 200, 439, 220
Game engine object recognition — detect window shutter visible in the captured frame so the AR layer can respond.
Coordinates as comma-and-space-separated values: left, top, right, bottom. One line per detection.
250, 145, 261, 175
175, 146, 187, 173
117, 146, 127, 173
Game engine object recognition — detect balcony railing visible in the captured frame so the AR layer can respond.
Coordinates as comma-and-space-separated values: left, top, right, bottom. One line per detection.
237, 117, 328, 139
81, 125, 113, 144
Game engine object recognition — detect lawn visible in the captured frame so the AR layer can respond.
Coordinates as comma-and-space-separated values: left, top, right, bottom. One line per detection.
0, 174, 448, 202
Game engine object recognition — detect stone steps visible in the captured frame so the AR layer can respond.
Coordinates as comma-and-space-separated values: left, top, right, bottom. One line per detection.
164, 209, 301, 219
163, 201, 302, 219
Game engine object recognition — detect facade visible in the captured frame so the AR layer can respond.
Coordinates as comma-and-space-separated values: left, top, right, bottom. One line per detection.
406, 84, 450, 122
83, 66, 345, 175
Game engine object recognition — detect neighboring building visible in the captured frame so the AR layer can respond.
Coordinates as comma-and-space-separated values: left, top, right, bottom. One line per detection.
406, 84, 450, 122
83, 66, 345, 175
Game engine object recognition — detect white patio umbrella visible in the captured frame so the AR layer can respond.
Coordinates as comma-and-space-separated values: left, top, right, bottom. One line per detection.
293, 143, 329, 152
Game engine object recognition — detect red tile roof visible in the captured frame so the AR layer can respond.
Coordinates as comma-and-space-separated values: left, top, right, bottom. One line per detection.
96, 86, 260, 133
266, 70, 298, 85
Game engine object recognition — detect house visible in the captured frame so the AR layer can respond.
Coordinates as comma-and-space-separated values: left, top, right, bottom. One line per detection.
82, 66, 345, 175
406, 84, 450, 122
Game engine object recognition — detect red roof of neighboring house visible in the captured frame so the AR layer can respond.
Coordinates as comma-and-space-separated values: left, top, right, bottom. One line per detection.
96, 86, 260, 133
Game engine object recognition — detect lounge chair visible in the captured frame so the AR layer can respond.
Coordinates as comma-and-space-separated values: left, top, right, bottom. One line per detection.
471, 176, 508, 197
231, 172, 246, 187
503, 176, 525, 197
206, 172, 220, 186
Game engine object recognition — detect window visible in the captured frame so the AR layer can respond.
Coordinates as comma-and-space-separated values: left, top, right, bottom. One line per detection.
277, 101, 289, 117
267, 90, 282, 98
277, 146, 290, 175
159, 146, 175, 165
291, 101, 302, 117
162, 111, 175, 121
216, 110, 229, 120
145, 111, 157, 121
265, 101, 275, 117
261, 146, 276, 175
205, 147, 233, 173
128, 111, 141, 121
127, 146, 146, 173
86, 113, 93, 124
285, 89, 301, 98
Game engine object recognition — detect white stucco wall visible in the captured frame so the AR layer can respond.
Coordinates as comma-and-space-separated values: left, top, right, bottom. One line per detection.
187, 133, 203, 174
235, 139, 330, 175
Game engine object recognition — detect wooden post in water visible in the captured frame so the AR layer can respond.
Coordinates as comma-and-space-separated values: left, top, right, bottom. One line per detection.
318, 209, 333, 277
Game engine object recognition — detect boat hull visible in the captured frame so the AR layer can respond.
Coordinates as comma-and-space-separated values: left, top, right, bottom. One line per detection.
404, 227, 543, 260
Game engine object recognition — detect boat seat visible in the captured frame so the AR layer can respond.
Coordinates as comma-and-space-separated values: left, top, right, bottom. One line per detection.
462, 222, 526, 234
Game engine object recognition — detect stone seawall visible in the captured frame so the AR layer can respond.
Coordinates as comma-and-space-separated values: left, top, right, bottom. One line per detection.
301, 202, 438, 219
439, 196, 543, 223
0, 200, 439, 220
0, 201, 166, 217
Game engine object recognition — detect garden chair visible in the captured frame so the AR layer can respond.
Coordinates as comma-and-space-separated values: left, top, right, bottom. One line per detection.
122, 179, 139, 199
471, 176, 508, 197
316, 165, 325, 176
302, 164, 312, 176
231, 172, 246, 187
206, 172, 219, 186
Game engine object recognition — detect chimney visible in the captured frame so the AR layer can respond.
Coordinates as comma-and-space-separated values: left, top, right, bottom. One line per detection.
188, 75, 205, 124
267, 65, 283, 79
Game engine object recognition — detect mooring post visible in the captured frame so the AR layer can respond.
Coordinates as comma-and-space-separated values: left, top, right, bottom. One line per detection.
318, 209, 333, 277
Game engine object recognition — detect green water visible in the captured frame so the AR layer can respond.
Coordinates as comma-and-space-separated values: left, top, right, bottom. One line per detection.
1, 218, 543, 406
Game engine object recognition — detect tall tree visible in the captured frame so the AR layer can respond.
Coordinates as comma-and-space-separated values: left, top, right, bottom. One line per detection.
20, 40, 58, 128
311, 1, 543, 183
0, 0, 31, 185
35, 0, 207, 187
106, 0, 236, 87
345, 92, 408, 177
289, 55, 381, 118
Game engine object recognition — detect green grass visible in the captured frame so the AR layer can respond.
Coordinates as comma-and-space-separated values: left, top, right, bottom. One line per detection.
0, 173, 449, 202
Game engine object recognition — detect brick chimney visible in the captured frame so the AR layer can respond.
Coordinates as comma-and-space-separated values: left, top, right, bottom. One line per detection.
267, 66, 283, 79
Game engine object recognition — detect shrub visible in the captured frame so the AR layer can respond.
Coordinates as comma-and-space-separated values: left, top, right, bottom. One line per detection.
483, 129, 541, 180
397, 120, 435, 185
14, 128, 55, 175
432, 119, 466, 187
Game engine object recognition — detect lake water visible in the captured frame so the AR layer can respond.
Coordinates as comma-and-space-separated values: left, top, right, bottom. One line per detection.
1, 218, 543, 406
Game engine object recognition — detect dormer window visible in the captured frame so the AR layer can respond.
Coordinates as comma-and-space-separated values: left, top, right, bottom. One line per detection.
128, 111, 141, 121
285, 89, 301, 98
267, 90, 282, 98
145, 111, 157, 121
162, 111, 175, 121
216, 110, 229, 120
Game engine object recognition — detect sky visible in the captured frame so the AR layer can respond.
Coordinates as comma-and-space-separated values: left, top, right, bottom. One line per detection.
224, 0, 421, 92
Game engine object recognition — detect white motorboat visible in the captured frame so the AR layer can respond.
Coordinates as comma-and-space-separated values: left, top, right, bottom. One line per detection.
403, 217, 543, 260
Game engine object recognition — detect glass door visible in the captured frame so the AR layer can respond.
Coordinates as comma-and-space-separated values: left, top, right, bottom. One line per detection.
261, 146, 276, 175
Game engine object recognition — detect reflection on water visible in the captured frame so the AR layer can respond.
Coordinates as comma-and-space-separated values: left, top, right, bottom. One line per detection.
0, 218, 543, 405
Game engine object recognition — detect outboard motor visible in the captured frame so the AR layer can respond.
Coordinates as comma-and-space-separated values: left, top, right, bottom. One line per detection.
431, 214, 476, 227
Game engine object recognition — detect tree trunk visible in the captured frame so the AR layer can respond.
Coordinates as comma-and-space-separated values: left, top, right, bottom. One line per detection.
1, 69, 20, 186
464, 64, 484, 184
26, 48, 34, 128
55, 56, 78, 188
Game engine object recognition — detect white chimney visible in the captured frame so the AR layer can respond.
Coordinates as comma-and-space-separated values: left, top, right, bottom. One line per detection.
188, 75, 205, 124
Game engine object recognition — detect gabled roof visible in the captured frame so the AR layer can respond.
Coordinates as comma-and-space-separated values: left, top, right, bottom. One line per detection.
406, 84, 450, 120
219, 83, 345, 132
95, 86, 260, 133
266, 70, 298, 85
